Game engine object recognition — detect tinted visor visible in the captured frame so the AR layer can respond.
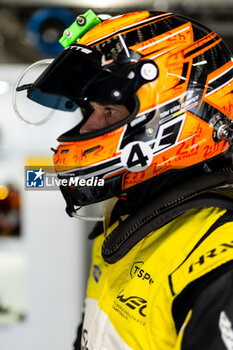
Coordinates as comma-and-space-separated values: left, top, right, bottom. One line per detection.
18, 43, 147, 111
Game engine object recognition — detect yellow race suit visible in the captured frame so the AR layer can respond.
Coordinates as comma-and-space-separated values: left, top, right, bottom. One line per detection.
74, 189, 233, 350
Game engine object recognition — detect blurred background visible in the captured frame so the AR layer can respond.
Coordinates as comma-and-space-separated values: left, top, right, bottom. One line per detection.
0, 1, 232, 349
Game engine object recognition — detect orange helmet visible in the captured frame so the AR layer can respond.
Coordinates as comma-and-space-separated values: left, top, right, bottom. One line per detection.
16, 10, 233, 216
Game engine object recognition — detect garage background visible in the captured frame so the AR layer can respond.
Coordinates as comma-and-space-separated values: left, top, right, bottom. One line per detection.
0, 1, 232, 350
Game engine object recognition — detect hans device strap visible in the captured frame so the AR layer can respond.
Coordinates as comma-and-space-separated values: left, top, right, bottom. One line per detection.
102, 172, 233, 263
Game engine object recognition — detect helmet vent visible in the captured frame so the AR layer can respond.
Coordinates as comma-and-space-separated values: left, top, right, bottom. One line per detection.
83, 145, 101, 156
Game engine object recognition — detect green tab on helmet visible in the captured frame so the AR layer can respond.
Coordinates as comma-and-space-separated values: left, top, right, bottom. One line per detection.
59, 9, 101, 48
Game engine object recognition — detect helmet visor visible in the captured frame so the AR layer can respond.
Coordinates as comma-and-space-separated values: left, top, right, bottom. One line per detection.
16, 42, 143, 107
15, 38, 156, 134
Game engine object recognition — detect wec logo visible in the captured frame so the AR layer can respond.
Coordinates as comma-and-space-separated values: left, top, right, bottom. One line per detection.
116, 291, 147, 317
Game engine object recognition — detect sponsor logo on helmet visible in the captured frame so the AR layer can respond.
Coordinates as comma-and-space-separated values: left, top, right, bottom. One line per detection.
65, 45, 92, 54
130, 114, 147, 127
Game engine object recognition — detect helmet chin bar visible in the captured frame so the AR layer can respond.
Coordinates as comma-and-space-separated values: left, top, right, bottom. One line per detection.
59, 184, 105, 222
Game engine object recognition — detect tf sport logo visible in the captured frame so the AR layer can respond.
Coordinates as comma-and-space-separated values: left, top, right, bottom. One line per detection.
26, 168, 45, 188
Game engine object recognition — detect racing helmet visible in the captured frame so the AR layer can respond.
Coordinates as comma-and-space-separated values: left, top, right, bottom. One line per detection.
15, 10, 233, 217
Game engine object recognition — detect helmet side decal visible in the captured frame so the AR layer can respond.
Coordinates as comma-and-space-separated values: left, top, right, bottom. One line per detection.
79, 12, 173, 47
136, 25, 192, 55
55, 151, 122, 176
121, 142, 154, 172
150, 114, 186, 155
56, 114, 186, 179
122, 115, 229, 191
184, 32, 218, 59
129, 22, 193, 56
62, 160, 123, 181
136, 94, 186, 118
133, 22, 194, 116
207, 64, 233, 88
120, 114, 186, 172
203, 62, 233, 120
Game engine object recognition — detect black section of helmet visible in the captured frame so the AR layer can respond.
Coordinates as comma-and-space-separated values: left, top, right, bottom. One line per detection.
25, 43, 155, 111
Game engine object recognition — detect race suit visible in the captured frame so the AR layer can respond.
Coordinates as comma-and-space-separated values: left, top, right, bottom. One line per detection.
74, 205, 233, 350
